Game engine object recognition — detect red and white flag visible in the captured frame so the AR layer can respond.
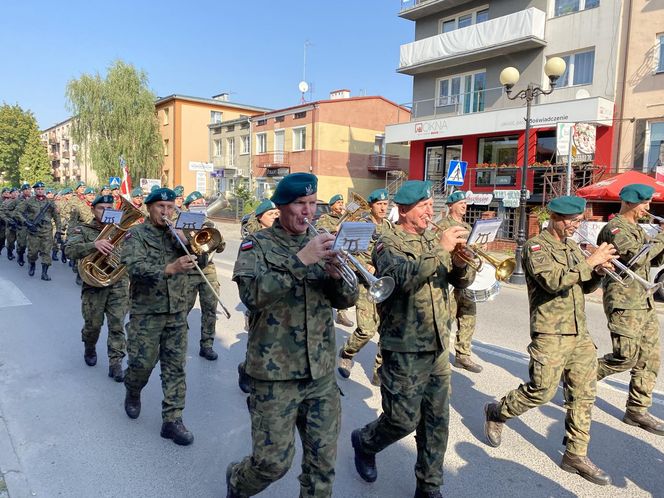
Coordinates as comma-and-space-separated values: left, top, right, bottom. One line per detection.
119, 156, 132, 200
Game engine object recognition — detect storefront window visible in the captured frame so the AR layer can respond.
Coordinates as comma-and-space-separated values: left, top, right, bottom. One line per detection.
536, 130, 557, 164
495, 169, 517, 186
478, 135, 518, 165
647, 121, 664, 173
475, 169, 494, 186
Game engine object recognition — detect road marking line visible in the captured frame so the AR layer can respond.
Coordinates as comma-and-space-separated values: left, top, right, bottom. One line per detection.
0, 278, 31, 308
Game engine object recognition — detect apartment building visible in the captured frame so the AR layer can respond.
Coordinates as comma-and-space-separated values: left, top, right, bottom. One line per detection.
156, 94, 270, 195
40, 118, 96, 185
208, 115, 252, 195
389, 0, 623, 238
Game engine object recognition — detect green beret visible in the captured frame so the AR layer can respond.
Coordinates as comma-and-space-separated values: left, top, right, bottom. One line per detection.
255, 199, 277, 217
173, 185, 185, 197
20, 183, 31, 190
76, 181, 86, 188
83, 187, 96, 195
145, 187, 176, 204
91, 195, 115, 206
547, 195, 586, 215
184, 191, 203, 206
367, 189, 389, 204
446, 191, 466, 204
393, 180, 433, 205
271, 173, 318, 205
131, 187, 143, 197
1, 188, 8, 194
9, 187, 18, 193
619, 184, 654, 203
61, 187, 73, 195
329, 194, 343, 206
32, 181, 46, 188
150, 184, 160, 193
46, 188, 55, 194
111, 185, 119, 191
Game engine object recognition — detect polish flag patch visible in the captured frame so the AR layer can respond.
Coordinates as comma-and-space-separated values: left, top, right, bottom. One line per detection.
531, 244, 541, 252
240, 240, 254, 251
611, 227, 620, 234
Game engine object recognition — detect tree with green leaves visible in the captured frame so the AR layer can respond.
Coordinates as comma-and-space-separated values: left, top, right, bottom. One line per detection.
0, 103, 46, 186
18, 133, 52, 185
66, 60, 163, 184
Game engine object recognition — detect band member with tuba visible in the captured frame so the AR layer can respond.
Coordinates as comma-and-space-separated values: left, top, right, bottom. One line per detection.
596, 184, 664, 435
20, 181, 61, 281
484, 196, 616, 486
350, 181, 473, 498
65, 195, 129, 381
120, 187, 196, 445
227, 173, 358, 498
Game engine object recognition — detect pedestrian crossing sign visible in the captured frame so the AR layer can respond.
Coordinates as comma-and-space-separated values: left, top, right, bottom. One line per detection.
445, 160, 467, 186
109, 177, 121, 187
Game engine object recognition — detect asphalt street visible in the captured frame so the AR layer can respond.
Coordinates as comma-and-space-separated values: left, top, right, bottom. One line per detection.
0, 221, 662, 498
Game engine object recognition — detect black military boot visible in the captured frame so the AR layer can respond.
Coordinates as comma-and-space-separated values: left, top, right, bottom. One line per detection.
623, 410, 664, 436
337, 347, 354, 378
352, 429, 377, 482
51, 249, 59, 261
199, 346, 218, 361
108, 363, 124, 382
61, 250, 67, 264
17, 251, 25, 266
84, 346, 97, 366
484, 402, 505, 447
28, 261, 36, 277
160, 419, 194, 446
237, 362, 251, 394
414, 487, 443, 498
226, 461, 243, 498
560, 451, 611, 486
124, 390, 141, 419
40, 263, 51, 281
7, 248, 14, 260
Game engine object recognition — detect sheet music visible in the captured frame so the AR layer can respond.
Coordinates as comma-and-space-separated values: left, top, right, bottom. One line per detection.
467, 218, 502, 245
188, 205, 207, 215
175, 212, 206, 230
333, 222, 375, 253
101, 209, 123, 225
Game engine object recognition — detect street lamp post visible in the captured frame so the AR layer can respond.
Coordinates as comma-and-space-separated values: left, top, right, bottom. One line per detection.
500, 57, 567, 285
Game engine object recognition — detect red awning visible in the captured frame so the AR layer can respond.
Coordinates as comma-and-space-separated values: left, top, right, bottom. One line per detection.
576, 170, 664, 202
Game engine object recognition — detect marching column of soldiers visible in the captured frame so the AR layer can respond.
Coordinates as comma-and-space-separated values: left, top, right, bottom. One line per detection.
1, 175, 663, 498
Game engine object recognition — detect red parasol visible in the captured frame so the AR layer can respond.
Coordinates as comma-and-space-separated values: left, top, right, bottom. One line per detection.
576, 170, 664, 201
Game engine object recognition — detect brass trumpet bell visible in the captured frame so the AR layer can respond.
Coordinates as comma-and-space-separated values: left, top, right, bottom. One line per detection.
190, 228, 223, 256
473, 246, 516, 282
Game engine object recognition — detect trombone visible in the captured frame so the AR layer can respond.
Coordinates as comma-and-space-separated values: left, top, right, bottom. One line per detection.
162, 216, 232, 318
304, 218, 395, 303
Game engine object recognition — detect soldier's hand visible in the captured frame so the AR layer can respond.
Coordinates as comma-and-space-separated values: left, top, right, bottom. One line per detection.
94, 239, 114, 256
585, 242, 616, 268
439, 225, 469, 253
324, 259, 344, 280
297, 233, 336, 265
166, 255, 197, 275
173, 229, 188, 245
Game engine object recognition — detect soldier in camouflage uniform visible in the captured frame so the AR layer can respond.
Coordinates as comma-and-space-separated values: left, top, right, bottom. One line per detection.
484, 196, 616, 486
227, 173, 358, 498
55, 187, 74, 264
317, 193, 354, 327
596, 184, 664, 435
173, 185, 184, 212
350, 181, 473, 498
13, 183, 32, 267
181, 190, 226, 361
68, 185, 96, 285
65, 195, 128, 381
20, 181, 61, 280
2, 188, 19, 260
121, 187, 195, 445
45, 188, 61, 262
130, 187, 149, 219
437, 190, 483, 373
0, 188, 10, 254
337, 188, 393, 386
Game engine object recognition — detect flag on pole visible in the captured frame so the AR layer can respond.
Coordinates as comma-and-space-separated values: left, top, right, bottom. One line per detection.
119, 156, 132, 200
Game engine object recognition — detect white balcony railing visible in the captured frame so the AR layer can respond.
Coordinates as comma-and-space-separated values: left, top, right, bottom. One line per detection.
399, 8, 546, 73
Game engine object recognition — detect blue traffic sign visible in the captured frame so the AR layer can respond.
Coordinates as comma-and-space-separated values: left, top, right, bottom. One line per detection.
109, 177, 121, 187
445, 160, 467, 186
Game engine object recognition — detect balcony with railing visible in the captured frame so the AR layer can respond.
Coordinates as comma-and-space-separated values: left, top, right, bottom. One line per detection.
253, 151, 290, 170
399, 0, 474, 20
398, 8, 546, 74
367, 153, 406, 172
409, 86, 507, 120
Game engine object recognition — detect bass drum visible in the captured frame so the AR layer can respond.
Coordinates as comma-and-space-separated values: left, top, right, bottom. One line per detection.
462, 264, 500, 303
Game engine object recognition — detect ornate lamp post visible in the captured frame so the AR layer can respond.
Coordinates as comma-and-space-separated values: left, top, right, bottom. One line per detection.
499, 57, 567, 285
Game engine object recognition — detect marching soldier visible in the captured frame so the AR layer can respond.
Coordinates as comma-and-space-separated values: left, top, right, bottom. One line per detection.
596, 184, 664, 435
438, 191, 482, 373
20, 181, 61, 280
121, 187, 195, 446
0, 187, 10, 255
100, 185, 111, 196
337, 188, 393, 386
45, 188, 60, 262
484, 196, 616, 486
111, 185, 122, 210
2, 188, 19, 260
13, 183, 32, 267
182, 190, 225, 361
56, 187, 73, 264
65, 195, 128, 381
350, 181, 473, 498
68, 186, 96, 285
227, 173, 358, 498
130, 187, 149, 218
173, 185, 185, 212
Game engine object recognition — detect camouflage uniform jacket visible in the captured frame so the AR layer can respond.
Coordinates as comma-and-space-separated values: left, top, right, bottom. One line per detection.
68, 195, 94, 231
316, 212, 343, 233
5, 197, 26, 227
65, 220, 128, 290
121, 219, 189, 314
244, 215, 263, 236
598, 215, 664, 312
524, 229, 601, 335
0, 199, 12, 224
355, 216, 394, 269
437, 215, 471, 233
233, 219, 358, 381
372, 226, 475, 352
182, 208, 224, 277
56, 198, 72, 233
19, 197, 61, 234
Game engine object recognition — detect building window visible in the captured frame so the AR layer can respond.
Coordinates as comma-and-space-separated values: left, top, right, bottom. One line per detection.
275, 116, 285, 123
256, 133, 267, 154
657, 34, 664, 73
478, 135, 518, 166
293, 127, 306, 151
556, 50, 595, 87
227, 138, 235, 167
256, 119, 267, 126
554, 0, 599, 17
226, 125, 235, 132
210, 111, 223, 124
536, 130, 557, 164
241, 136, 250, 155
163, 108, 169, 126
213, 139, 222, 157
294, 111, 307, 119
437, 71, 486, 114
164, 139, 169, 156
439, 7, 489, 33
646, 121, 664, 173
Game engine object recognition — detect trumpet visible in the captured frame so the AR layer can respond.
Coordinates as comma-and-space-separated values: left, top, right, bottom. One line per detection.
304, 218, 395, 304
162, 217, 231, 319
645, 212, 664, 232
574, 231, 663, 296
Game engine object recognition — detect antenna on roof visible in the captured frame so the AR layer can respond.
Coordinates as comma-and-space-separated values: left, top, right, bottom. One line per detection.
300, 40, 313, 103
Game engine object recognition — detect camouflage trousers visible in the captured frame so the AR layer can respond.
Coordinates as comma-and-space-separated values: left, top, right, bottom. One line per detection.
27, 231, 54, 265
229, 372, 341, 497
5, 227, 16, 251
341, 284, 382, 374
81, 284, 128, 364
0, 221, 5, 249
451, 289, 476, 358
185, 269, 220, 349
498, 333, 597, 456
124, 311, 188, 422
598, 308, 660, 413
357, 349, 451, 492
16, 227, 27, 252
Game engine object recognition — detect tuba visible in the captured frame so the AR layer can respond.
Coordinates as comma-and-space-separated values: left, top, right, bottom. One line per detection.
78, 197, 144, 287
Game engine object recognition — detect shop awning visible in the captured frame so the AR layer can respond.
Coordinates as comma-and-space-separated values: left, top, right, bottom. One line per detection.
576, 170, 664, 201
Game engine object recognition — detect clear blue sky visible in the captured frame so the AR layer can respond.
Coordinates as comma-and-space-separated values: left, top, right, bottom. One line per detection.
0, 0, 415, 130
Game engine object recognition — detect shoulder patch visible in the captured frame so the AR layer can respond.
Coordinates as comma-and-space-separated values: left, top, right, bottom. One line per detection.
611, 227, 620, 234
530, 244, 541, 252
240, 240, 254, 251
